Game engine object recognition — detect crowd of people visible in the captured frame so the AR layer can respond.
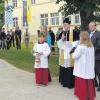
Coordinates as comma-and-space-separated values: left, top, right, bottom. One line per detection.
0, 27, 30, 50
0, 17, 100, 100
32, 18, 100, 100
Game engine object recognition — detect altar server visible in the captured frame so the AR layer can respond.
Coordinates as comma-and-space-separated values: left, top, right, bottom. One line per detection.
73, 31, 96, 100
32, 33, 51, 86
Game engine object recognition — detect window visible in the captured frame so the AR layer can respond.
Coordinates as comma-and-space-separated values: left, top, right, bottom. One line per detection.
68, 16, 71, 21
40, 14, 48, 26
75, 14, 80, 24
12, 0, 17, 8
61, 13, 65, 24
13, 17, 18, 27
31, 0, 36, 4
50, 13, 59, 25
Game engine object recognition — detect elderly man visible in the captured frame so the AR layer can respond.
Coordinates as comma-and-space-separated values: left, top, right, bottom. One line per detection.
89, 21, 100, 92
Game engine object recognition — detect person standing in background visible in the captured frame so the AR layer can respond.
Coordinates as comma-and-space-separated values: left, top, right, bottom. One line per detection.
89, 21, 100, 91
1, 28, 6, 49
41, 26, 52, 82
73, 26, 80, 41
56, 27, 63, 41
6, 31, 11, 50
10, 29, 15, 48
24, 28, 30, 49
15, 27, 22, 50
48, 27, 55, 52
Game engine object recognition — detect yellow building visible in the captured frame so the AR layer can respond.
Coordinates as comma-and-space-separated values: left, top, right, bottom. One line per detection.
5, 0, 81, 41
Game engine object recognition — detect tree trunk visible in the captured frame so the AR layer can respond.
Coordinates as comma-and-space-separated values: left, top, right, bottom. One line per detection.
80, 10, 94, 30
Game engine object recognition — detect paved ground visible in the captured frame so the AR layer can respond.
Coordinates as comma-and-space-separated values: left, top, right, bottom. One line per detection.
0, 59, 100, 100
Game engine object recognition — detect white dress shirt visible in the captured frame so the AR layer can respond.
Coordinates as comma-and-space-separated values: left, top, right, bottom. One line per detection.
90, 31, 96, 39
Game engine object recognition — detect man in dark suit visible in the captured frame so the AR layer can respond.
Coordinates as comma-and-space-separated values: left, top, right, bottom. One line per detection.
1, 28, 6, 49
15, 27, 22, 50
89, 21, 100, 92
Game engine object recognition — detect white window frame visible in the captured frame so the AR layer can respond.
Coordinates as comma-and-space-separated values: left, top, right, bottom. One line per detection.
75, 14, 80, 24
13, 17, 18, 27
31, 0, 36, 4
50, 12, 59, 25
40, 14, 48, 26
12, 0, 17, 8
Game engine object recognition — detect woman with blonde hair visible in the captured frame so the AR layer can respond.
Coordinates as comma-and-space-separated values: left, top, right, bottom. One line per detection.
73, 31, 96, 100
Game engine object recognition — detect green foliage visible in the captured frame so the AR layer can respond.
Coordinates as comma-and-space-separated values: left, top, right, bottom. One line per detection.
56, 0, 100, 15
0, 0, 4, 29
56, 0, 100, 30
0, 43, 59, 77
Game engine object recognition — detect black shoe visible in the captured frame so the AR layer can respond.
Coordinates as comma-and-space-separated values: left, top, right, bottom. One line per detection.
63, 85, 67, 87
96, 83, 98, 87
97, 86, 100, 92
95, 80, 98, 87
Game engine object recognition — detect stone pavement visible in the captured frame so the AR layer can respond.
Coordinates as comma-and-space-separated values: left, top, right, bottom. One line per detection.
0, 59, 100, 100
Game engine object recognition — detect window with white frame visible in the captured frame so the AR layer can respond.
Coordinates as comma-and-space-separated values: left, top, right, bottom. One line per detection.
12, 0, 17, 8
13, 17, 18, 27
40, 14, 48, 26
75, 14, 80, 24
50, 13, 59, 25
31, 0, 36, 4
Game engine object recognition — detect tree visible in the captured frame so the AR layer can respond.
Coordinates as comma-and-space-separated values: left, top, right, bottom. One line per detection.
56, 0, 100, 30
0, 0, 4, 29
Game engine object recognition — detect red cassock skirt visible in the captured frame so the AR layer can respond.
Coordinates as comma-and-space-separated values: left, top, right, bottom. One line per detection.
74, 76, 96, 100
35, 68, 48, 85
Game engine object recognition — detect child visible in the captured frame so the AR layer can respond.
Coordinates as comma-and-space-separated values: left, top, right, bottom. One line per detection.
32, 33, 51, 86
57, 32, 74, 88
73, 31, 96, 100
41, 26, 52, 82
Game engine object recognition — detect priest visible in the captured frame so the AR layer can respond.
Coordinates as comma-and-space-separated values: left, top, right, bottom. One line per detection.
58, 18, 80, 88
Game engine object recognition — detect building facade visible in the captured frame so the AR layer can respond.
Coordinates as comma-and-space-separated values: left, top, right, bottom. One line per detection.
5, 0, 81, 40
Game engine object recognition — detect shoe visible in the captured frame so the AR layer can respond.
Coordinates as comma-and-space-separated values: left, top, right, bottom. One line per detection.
63, 84, 67, 87
97, 86, 100, 92
95, 83, 98, 87
36, 84, 42, 86
95, 80, 98, 87
42, 84, 48, 87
